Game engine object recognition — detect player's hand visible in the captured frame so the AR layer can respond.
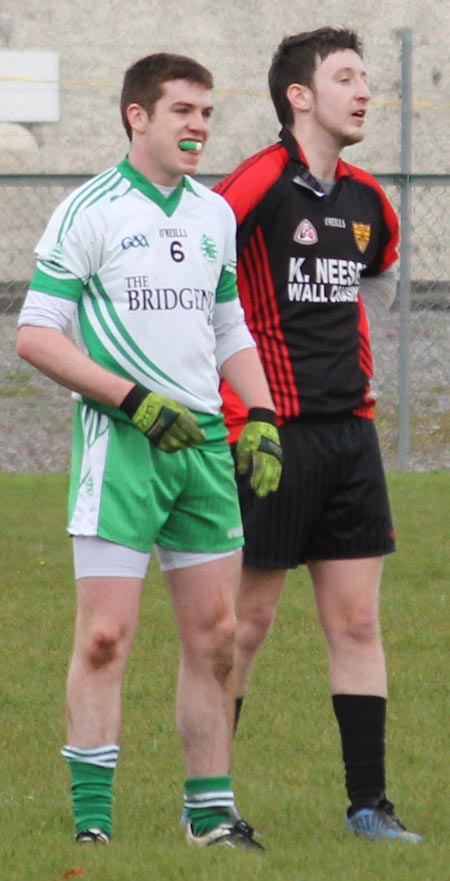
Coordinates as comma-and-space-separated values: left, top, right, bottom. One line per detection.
120, 384, 205, 452
236, 408, 282, 497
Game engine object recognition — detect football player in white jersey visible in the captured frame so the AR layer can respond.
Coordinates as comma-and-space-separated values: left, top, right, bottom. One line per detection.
17, 53, 282, 851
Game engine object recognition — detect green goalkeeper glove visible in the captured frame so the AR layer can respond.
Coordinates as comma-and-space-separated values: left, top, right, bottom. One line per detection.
120, 385, 205, 453
236, 408, 282, 498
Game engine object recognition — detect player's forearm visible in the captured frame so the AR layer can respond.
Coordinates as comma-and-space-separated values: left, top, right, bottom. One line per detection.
360, 267, 397, 323
16, 325, 134, 407
220, 347, 276, 413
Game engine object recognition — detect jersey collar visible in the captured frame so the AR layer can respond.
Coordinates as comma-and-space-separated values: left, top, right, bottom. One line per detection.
279, 127, 352, 196
117, 158, 197, 216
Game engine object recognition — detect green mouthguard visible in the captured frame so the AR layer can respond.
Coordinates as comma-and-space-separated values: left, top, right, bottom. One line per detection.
178, 140, 202, 152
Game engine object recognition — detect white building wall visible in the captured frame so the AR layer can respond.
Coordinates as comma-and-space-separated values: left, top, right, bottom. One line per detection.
0, 0, 448, 175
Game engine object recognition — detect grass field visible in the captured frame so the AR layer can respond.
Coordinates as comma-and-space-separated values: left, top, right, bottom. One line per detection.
1, 471, 449, 881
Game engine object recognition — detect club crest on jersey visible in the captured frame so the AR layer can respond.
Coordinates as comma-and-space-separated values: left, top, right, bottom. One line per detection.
352, 222, 371, 253
201, 233, 218, 263
293, 219, 318, 245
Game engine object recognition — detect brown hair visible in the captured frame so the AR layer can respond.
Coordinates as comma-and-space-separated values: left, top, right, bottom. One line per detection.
120, 53, 214, 140
269, 27, 363, 126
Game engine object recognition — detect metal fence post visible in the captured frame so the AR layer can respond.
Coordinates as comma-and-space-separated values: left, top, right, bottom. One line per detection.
396, 27, 413, 470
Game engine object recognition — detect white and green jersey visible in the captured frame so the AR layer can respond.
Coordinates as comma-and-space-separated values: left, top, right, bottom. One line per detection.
21, 159, 254, 436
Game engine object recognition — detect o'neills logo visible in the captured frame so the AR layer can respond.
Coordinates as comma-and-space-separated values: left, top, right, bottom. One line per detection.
293, 219, 318, 245
352, 222, 371, 253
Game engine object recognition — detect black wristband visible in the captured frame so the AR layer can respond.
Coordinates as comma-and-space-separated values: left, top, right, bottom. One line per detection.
119, 384, 150, 419
247, 407, 277, 425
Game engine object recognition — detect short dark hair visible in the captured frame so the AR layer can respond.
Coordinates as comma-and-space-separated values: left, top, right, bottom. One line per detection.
269, 27, 363, 126
120, 53, 214, 140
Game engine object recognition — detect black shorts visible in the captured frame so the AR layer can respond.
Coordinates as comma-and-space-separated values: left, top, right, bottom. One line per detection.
231, 417, 395, 569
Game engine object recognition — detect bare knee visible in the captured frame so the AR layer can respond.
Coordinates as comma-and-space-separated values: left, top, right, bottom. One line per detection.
205, 608, 235, 680
84, 627, 122, 669
329, 603, 381, 647
210, 613, 236, 684
183, 609, 235, 684
236, 602, 276, 655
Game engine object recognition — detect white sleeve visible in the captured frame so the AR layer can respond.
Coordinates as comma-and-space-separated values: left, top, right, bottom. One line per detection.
213, 299, 256, 371
34, 186, 101, 283
360, 267, 397, 326
18, 290, 77, 333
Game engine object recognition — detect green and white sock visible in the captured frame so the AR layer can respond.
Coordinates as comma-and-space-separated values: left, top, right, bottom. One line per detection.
184, 775, 235, 836
61, 744, 120, 838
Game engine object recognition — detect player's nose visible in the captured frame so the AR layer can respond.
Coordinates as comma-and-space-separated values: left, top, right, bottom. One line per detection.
189, 111, 209, 133
357, 77, 372, 101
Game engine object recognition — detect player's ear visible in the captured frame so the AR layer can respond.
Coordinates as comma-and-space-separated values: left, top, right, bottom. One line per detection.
286, 83, 311, 113
126, 103, 148, 135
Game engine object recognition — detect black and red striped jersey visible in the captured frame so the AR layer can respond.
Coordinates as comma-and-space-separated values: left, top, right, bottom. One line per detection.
214, 128, 399, 441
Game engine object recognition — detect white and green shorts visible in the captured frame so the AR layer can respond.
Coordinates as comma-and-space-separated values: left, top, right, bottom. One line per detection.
68, 403, 244, 555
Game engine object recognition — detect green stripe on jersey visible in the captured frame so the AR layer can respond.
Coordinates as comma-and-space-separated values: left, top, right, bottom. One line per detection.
57, 166, 124, 242
29, 266, 84, 300
216, 267, 239, 303
80, 275, 194, 397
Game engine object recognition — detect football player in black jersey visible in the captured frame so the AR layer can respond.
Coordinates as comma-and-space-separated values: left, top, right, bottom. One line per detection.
216, 27, 421, 844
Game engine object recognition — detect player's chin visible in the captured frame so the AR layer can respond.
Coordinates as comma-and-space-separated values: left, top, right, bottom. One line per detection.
181, 156, 201, 173
342, 129, 365, 146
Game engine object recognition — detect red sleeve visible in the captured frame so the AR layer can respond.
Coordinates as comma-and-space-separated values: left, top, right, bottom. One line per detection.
339, 161, 399, 273
374, 183, 399, 272
215, 144, 288, 442
214, 143, 288, 226
219, 379, 248, 443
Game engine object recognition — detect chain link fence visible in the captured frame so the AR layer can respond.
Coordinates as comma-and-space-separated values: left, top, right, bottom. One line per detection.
0, 28, 449, 472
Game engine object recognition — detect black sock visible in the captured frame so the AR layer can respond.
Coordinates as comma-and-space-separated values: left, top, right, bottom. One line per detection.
332, 694, 386, 813
234, 697, 244, 733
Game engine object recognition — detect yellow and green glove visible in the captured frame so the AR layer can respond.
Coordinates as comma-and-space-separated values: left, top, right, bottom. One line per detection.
236, 408, 282, 497
120, 384, 205, 452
